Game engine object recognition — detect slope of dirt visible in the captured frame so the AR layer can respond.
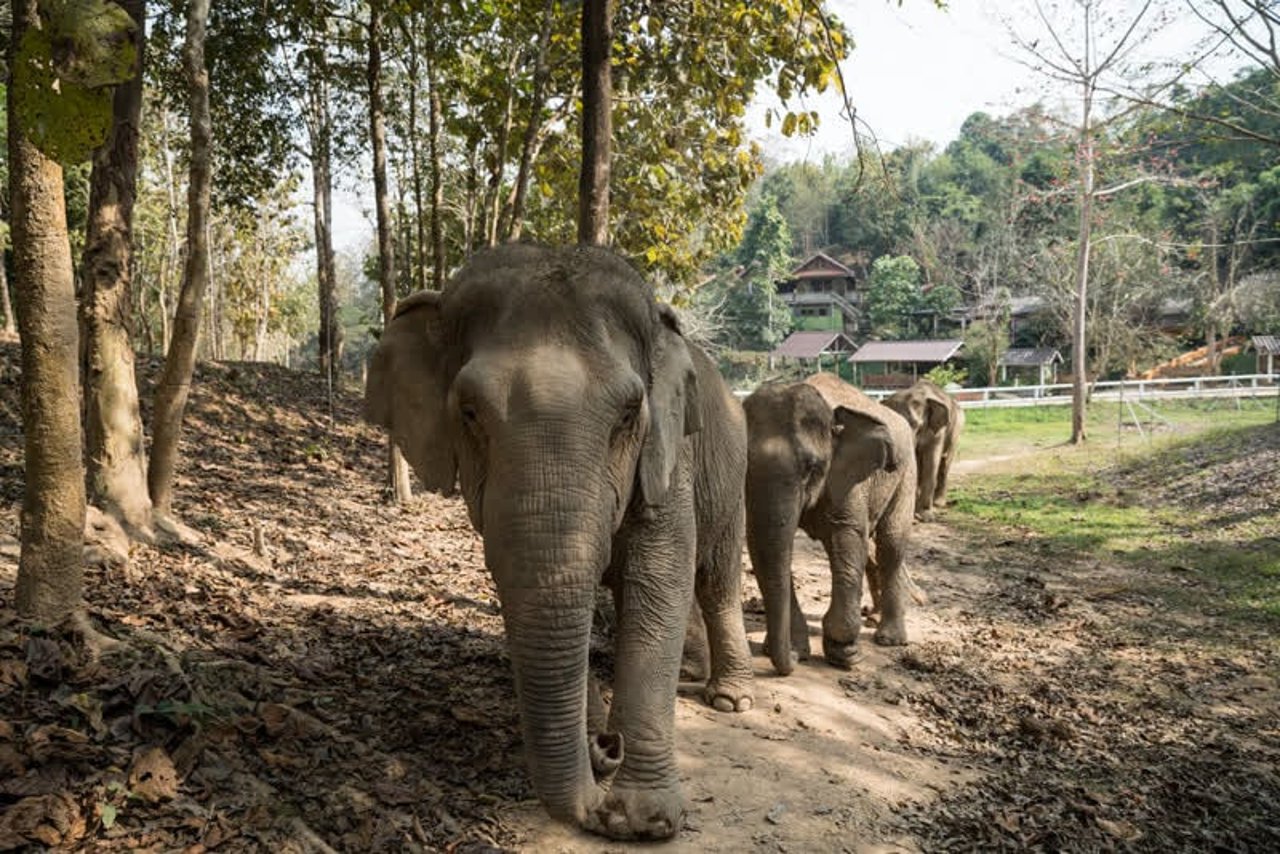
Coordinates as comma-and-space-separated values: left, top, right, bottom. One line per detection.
2, 344, 1278, 852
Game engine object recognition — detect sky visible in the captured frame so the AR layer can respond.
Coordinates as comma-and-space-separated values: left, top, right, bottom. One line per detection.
750, 0, 1029, 160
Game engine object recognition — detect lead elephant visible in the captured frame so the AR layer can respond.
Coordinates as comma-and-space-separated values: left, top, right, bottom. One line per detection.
364, 244, 753, 841
743, 373, 918, 675
883, 378, 964, 518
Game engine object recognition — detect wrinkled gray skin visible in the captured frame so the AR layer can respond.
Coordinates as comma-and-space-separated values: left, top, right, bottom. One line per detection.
743, 373, 917, 675
884, 379, 965, 519
364, 245, 754, 841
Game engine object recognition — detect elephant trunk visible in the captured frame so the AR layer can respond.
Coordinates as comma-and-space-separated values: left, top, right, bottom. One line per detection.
484, 434, 616, 828
501, 586, 605, 824
745, 477, 801, 676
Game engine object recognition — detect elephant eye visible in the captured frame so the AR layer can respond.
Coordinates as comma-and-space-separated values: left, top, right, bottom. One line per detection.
459, 402, 482, 436
615, 397, 642, 436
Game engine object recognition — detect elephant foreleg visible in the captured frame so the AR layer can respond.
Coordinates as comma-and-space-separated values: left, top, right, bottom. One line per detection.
870, 532, 909, 646
820, 523, 869, 669
916, 440, 944, 518
585, 466, 695, 841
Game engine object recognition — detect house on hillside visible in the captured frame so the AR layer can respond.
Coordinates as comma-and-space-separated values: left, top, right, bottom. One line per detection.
848, 339, 965, 389
775, 252, 865, 337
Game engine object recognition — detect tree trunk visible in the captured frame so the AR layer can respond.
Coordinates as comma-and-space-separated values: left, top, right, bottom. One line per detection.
368, 0, 412, 503
9, 0, 86, 622
484, 52, 519, 247
427, 32, 446, 287
307, 52, 341, 378
159, 105, 179, 354
1070, 80, 1094, 445
400, 12, 426, 291
81, 0, 154, 540
0, 226, 15, 336
149, 0, 212, 518
578, 0, 614, 246
507, 0, 556, 242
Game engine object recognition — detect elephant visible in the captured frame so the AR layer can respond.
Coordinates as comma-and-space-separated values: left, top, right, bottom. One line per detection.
883, 378, 965, 518
363, 244, 754, 841
743, 372, 918, 676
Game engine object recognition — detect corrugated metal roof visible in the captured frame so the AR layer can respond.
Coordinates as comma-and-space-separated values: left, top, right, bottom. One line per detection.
998, 347, 1063, 367
772, 331, 857, 359
1252, 335, 1280, 355
848, 339, 964, 363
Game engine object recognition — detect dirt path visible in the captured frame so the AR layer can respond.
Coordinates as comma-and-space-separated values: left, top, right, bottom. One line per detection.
503, 524, 982, 853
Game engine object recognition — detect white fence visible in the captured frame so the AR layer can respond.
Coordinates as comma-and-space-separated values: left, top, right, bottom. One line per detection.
734, 374, 1280, 409
949, 373, 1278, 409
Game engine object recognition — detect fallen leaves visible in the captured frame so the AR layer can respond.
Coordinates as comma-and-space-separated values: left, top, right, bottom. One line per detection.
0, 793, 85, 850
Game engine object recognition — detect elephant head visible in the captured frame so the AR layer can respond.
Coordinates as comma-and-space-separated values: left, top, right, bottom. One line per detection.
742, 381, 902, 675
883, 379, 951, 448
364, 245, 701, 828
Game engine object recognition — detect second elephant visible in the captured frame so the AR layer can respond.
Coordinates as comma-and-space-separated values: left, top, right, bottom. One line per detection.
884, 379, 965, 518
743, 372, 918, 675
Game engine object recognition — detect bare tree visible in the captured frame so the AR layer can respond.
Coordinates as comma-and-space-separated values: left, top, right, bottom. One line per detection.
9, 0, 86, 622
578, 0, 614, 245
149, 0, 212, 521
1121, 1, 1280, 147
1008, 0, 1162, 443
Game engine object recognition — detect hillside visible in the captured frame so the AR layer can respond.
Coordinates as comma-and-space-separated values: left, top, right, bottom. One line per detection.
2, 344, 1279, 852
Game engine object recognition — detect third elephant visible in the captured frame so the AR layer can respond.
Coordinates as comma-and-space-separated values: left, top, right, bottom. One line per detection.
883, 379, 965, 519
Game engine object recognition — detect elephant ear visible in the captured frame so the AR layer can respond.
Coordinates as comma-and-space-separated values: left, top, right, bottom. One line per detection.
925, 397, 950, 433
364, 291, 457, 494
638, 303, 702, 506
826, 405, 901, 501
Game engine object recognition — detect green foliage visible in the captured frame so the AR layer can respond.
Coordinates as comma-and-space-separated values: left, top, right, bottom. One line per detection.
963, 318, 1010, 388
865, 255, 919, 337
924, 364, 967, 388
951, 417, 1280, 618
12, 0, 137, 164
708, 194, 796, 351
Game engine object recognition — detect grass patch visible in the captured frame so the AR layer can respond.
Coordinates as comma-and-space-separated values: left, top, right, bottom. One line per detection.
951, 415, 1280, 621
950, 472, 1173, 554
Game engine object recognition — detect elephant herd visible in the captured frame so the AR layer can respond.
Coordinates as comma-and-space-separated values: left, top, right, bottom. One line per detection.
364, 245, 964, 841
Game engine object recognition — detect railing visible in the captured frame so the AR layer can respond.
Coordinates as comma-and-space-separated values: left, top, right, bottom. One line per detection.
733, 373, 1280, 408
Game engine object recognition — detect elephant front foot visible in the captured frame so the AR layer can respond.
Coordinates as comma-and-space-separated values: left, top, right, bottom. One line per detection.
584, 780, 686, 840
822, 635, 865, 670
705, 676, 754, 712
873, 618, 908, 646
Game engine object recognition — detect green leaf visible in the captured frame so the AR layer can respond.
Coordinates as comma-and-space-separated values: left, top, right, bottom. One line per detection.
100, 803, 118, 829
